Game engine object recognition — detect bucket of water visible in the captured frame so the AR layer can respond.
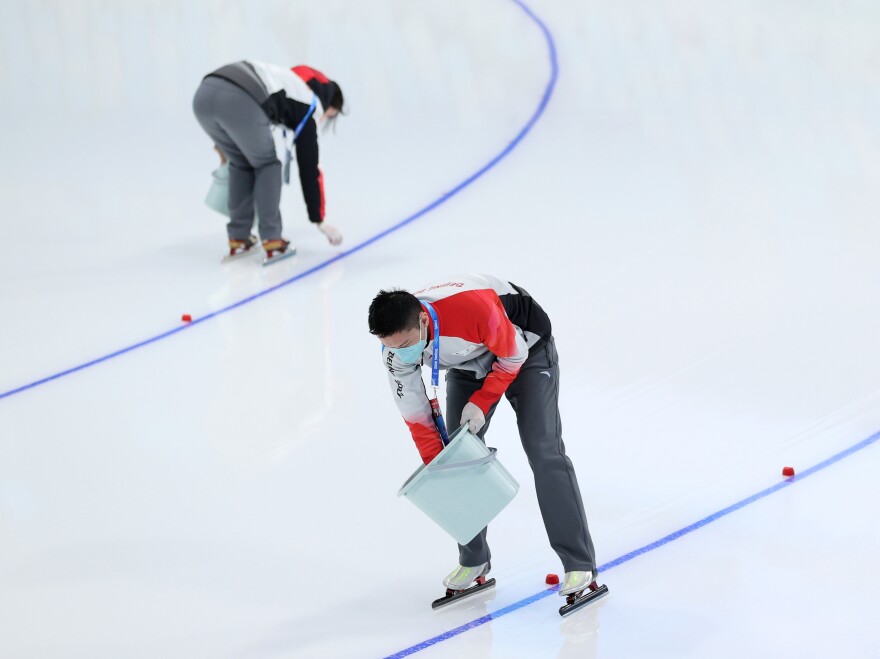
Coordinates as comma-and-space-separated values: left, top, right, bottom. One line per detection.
205, 163, 230, 216
397, 425, 519, 544
205, 163, 261, 221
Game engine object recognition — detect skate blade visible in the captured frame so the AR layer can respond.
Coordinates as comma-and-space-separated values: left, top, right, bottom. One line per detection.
221, 248, 260, 264
431, 577, 496, 610
558, 583, 609, 617
262, 248, 297, 267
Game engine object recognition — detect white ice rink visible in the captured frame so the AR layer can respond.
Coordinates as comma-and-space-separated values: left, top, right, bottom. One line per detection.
2, 0, 880, 657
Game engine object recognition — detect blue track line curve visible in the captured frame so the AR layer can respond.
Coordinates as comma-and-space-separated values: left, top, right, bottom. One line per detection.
0, 0, 558, 403
383, 429, 880, 658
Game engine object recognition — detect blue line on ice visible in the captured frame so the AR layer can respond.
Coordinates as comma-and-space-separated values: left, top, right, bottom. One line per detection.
0, 0, 558, 403
384, 430, 880, 658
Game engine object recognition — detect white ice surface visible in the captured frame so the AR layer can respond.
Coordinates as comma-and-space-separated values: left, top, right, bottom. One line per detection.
1, 0, 880, 657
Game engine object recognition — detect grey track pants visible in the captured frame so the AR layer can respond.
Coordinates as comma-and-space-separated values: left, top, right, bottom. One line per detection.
192, 76, 283, 241
446, 337, 597, 573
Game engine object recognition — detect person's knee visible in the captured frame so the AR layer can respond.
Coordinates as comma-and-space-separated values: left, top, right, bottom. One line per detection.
227, 156, 254, 171
253, 157, 281, 171
520, 432, 566, 464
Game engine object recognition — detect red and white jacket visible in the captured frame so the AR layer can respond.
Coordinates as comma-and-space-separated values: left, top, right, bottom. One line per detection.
381, 274, 552, 463
250, 61, 335, 224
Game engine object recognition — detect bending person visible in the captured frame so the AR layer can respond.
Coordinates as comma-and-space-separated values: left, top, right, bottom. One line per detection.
193, 60, 344, 261
368, 274, 600, 603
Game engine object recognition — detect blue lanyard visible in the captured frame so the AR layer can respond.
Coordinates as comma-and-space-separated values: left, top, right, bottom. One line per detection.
282, 95, 318, 184
420, 300, 449, 446
282, 95, 318, 143
293, 95, 318, 141
420, 300, 441, 389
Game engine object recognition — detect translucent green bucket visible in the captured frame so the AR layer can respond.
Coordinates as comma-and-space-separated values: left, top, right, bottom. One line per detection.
204, 164, 230, 216
204, 163, 260, 221
397, 426, 519, 544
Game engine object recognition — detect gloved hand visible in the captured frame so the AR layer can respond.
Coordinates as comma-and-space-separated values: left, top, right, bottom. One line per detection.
318, 223, 343, 246
460, 402, 486, 434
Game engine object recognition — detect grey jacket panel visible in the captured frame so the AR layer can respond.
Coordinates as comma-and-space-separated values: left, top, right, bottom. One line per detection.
205, 61, 269, 106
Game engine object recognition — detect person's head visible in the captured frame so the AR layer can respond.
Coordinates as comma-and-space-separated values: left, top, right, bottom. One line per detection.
368, 289, 429, 350
322, 82, 345, 128
327, 81, 344, 114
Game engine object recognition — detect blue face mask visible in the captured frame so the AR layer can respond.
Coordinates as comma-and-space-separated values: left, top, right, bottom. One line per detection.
395, 322, 427, 365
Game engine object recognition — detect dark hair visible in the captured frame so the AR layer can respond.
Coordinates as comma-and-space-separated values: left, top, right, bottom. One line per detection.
328, 82, 344, 113
368, 289, 421, 337
323, 82, 345, 134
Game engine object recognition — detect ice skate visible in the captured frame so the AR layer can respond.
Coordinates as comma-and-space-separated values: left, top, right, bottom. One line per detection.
557, 570, 609, 617
222, 234, 260, 263
261, 238, 296, 266
432, 562, 495, 610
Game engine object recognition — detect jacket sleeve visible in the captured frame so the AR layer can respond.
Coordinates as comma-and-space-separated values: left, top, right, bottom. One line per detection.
294, 118, 325, 223
468, 294, 529, 414
381, 347, 444, 464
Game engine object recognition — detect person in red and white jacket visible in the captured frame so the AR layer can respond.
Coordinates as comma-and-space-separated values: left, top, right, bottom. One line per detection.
368, 274, 600, 603
193, 60, 344, 261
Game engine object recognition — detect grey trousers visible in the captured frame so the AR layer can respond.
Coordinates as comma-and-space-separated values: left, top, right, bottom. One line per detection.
446, 337, 597, 573
192, 76, 283, 241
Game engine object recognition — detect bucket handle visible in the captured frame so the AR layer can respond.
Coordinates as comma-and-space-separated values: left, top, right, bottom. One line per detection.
426, 447, 498, 472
